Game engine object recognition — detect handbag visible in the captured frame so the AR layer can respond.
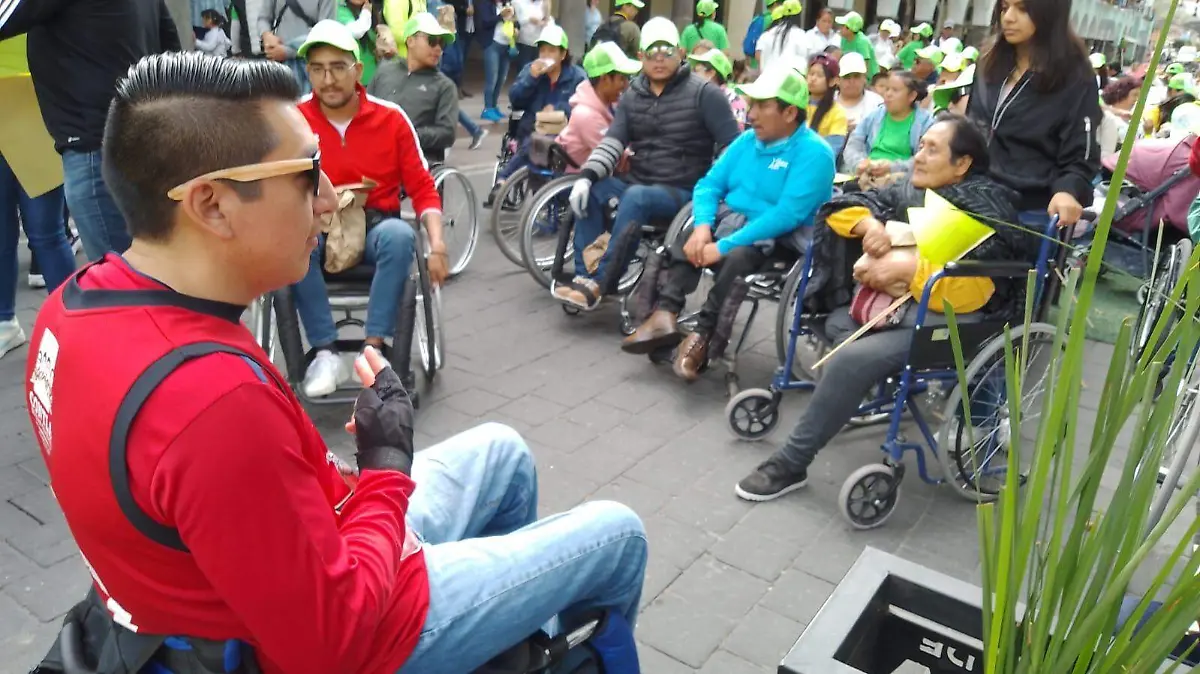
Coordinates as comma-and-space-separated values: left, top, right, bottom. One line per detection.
849, 284, 909, 330
323, 182, 375, 274
535, 110, 568, 135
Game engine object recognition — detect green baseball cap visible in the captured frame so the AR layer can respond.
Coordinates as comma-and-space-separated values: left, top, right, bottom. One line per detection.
403, 12, 456, 44
961, 45, 979, 62
615, 0, 645, 7
687, 48, 733, 80
297, 19, 361, 61
915, 45, 944, 67
639, 16, 680, 51
1169, 73, 1189, 91
1089, 52, 1106, 69
536, 24, 568, 49
940, 51, 966, 73
736, 65, 809, 110
932, 64, 974, 109
696, 0, 718, 17
1167, 63, 1186, 75
583, 41, 643, 78
911, 22, 933, 38
834, 11, 863, 33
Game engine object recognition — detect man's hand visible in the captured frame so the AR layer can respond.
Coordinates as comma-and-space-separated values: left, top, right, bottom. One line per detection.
868, 160, 891, 177
264, 42, 288, 61
856, 251, 918, 296
568, 178, 592, 218
855, 159, 870, 175
261, 31, 281, 48
854, 217, 892, 257
427, 244, 449, 286
1048, 191, 1084, 227
530, 59, 549, 77
376, 26, 398, 58
699, 243, 723, 267
683, 225, 713, 267
349, 347, 415, 475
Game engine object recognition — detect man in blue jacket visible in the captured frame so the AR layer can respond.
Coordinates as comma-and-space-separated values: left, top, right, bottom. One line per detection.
620, 65, 835, 381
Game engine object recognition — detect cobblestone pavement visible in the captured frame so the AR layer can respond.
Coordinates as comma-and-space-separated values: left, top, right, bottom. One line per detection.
0, 100, 1161, 673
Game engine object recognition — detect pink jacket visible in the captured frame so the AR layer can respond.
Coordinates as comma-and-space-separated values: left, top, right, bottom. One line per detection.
557, 81, 613, 172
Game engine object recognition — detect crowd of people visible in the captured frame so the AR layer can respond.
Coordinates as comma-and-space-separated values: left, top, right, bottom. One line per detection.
0, 0, 1194, 671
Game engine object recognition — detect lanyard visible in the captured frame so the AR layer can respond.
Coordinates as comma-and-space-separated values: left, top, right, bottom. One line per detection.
990, 70, 1032, 143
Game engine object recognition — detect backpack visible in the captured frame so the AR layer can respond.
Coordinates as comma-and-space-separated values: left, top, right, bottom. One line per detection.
589, 15, 627, 52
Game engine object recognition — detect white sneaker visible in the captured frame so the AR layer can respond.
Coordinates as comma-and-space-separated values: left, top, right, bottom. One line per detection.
302, 349, 346, 397
27, 273, 45, 289
0, 319, 27, 360
352, 347, 393, 385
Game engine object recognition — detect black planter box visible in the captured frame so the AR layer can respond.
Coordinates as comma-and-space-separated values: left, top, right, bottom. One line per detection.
780, 547, 987, 674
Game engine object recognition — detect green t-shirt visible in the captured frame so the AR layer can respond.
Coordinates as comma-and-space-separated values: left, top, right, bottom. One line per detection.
870, 111, 916, 162
337, 0, 379, 85
897, 40, 924, 70
840, 32, 877, 78
681, 20, 729, 53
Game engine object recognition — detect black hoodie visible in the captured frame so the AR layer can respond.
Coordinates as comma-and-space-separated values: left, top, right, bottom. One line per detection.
0, 0, 181, 155
967, 67, 1101, 213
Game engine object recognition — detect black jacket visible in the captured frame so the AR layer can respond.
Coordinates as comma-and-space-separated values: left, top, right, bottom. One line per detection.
967, 67, 1101, 213
0, 0, 181, 154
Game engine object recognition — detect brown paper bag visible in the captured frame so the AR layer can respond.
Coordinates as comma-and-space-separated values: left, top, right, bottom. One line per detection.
583, 232, 610, 274
323, 181, 375, 274
535, 110, 568, 135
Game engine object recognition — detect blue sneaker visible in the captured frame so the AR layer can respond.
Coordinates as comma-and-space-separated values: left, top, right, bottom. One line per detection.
482, 108, 503, 122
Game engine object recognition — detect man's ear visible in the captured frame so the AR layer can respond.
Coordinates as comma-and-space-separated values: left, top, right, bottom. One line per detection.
954, 155, 973, 180
178, 182, 237, 241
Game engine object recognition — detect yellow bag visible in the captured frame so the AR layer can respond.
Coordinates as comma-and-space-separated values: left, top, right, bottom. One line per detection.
323, 182, 375, 274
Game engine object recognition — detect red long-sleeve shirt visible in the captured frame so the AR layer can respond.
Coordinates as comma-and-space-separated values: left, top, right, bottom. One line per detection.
28, 257, 429, 674
299, 85, 442, 219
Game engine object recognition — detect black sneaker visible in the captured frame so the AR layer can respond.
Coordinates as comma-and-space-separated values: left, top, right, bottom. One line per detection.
735, 457, 808, 502
483, 184, 501, 209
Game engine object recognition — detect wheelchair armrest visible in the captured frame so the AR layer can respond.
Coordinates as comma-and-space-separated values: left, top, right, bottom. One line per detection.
549, 143, 581, 170
942, 260, 1034, 279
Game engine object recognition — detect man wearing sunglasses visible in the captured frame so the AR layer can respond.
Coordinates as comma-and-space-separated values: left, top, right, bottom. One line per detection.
368, 13, 460, 163
557, 17, 741, 312
26, 51, 646, 674
296, 20, 448, 398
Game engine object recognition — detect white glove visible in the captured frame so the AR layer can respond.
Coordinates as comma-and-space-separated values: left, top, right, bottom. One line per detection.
568, 178, 592, 218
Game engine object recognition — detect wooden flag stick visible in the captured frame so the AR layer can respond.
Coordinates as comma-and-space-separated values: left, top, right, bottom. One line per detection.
812, 292, 913, 370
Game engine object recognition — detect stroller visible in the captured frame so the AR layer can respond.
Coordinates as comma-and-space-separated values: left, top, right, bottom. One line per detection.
1083, 134, 1200, 278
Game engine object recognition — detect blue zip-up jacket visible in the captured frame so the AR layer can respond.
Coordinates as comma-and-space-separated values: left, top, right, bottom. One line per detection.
842, 105, 935, 175
693, 126, 836, 255
743, 14, 766, 63
508, 62, 587, 137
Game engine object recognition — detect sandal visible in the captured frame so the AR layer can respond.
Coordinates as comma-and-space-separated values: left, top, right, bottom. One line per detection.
552, 277, 602, 311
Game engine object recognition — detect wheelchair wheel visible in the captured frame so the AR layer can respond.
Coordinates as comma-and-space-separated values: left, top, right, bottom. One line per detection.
1158, 354, 1200, 486
521, 175, 577, 289
433, 166, 479, 277
1132, 239, 1191, 362
413, 245, 442, 380
936, 322, 1058, 502
775, 266, 825, 382
244, 294, 278, 363
839, 463, 900, 530
490, 167, 533, 267
725, 388, 780, 441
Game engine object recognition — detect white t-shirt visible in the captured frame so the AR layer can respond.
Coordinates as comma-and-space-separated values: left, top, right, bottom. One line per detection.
837, 90, 884, 125
806, 27, 840, 57
512, 0, 547, 46
757, 25, 810, 72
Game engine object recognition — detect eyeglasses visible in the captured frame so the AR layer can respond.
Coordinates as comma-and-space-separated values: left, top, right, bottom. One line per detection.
307, 62, 355, 80
166, 151, 322, 201
644, 44, 677, 60
421, 34, 448, 49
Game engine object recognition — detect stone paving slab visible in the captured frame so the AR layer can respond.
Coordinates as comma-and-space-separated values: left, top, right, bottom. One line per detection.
0, 114, 1159, 673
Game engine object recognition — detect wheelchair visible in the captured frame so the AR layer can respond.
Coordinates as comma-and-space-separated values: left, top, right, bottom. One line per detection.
269, 227, 443, 408
726, 214, 1074, 530
430, 163, 480, 278
491, 137, 578, 267
491, 111, 525, 192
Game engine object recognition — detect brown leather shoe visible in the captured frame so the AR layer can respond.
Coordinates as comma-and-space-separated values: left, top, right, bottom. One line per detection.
673, 332, 709, 381
621, 310, 682, 355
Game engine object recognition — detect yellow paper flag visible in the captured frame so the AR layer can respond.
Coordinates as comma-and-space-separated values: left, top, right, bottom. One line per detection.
0, 37, 63, 198
834, 173, 857, 184
907, 190, 995, 268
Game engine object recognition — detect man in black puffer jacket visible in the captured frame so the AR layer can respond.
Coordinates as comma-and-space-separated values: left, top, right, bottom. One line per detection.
554, 17, 741, 312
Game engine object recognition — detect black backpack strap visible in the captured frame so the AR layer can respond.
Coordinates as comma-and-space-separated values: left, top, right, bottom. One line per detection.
109, 343, 285, 552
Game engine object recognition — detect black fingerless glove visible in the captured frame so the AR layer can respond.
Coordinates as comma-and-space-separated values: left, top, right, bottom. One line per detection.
352, 366, 415, 475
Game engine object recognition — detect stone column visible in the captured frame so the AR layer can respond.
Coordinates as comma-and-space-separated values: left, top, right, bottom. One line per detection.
672, 0, 693, 29
165, 0, 194, 49
559, 0, 587, 59
727, 0, 756, 57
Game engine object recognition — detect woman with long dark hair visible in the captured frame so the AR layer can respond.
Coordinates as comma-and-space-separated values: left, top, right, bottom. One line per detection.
807, 54, 848, 153
967, 0, 1100, 229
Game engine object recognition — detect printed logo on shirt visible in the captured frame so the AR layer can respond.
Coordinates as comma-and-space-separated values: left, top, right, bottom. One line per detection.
768, 158, 789, 171
418, 84, 428, 91
29, 328, 58, 451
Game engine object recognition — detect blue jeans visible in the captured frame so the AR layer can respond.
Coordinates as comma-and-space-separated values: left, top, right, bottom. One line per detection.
458, 110, 481, 137
497, 137, 532, 181
572, 179, 691, 288
0, 154, 76, 320
398, 423, 647, 674
292, 218, 415, 347
62, 149, 130, 261
483, 40, 512, 111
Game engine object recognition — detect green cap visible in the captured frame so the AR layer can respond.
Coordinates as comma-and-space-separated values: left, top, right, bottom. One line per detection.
736, 65, 809, 109
583, 41, 643, 78
1169, 73, 1189, 91
911, 22, 933, 38
639, 16, 680, 51
696, 0, 718, 17
1089, 52, 1106, 69
1167, 63, 1186, 75
687, 48, 733, 79
915, 45, 944, 67
932, 64, 974, 110
536, 24, 568, 49
403, 12, 456, 44
615, 0, 645, 7
834, 11, 863, 33
778, 0, 802, 18
961, 45, 979, 61
297, 19, 361, 61
940, 51, 966, 73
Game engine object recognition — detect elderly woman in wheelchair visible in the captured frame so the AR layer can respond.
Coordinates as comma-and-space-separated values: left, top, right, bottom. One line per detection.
735, 114, 1033, 503
619, 66, 836, 380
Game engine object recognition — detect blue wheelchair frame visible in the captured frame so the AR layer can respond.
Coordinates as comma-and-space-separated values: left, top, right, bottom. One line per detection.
761, 214, 1069, 489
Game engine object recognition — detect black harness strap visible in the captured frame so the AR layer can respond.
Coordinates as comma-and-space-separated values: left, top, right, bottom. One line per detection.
109, 343, 284, 552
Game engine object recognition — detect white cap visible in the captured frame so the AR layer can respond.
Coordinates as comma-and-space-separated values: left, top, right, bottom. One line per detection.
940, 37, 962, 53
943, 19, 956, 28
879, 19, 900, 35
839, 52, 868, 75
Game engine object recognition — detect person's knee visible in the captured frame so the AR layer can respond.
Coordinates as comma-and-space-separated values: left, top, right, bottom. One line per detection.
474, 421, 535, 469
374, 219, 417, 260
723, 245, 760, 271
575, 500, 647, 548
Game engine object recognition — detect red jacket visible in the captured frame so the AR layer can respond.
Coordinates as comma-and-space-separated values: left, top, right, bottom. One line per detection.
299, 85, 442, 219
26, 256, 429, 674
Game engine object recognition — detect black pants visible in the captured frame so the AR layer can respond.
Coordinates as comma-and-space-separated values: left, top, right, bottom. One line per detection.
657, 246, 769, 335
229, 0, 251, 55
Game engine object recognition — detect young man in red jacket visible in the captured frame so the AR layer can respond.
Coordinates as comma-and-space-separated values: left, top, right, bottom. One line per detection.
293, 20, 447, 398
25, 52, 646, 674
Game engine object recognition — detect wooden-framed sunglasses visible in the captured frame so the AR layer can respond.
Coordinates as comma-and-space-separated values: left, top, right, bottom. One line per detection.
166, 151, 321, 201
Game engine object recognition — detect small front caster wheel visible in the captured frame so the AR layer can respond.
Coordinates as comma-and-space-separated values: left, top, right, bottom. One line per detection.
838, 463, 901, 530
725, 388, 779, 441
